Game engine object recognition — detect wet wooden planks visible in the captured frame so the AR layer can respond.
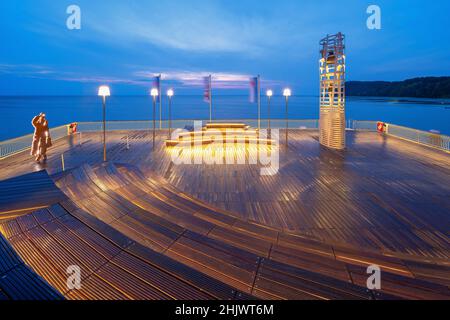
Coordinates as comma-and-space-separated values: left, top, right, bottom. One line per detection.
0, 170, 67, 217
0, 203, 245, 300
0, 232, 63, 300
53, 163, 450, 299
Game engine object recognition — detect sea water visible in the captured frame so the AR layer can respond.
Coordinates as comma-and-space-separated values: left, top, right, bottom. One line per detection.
0, 95, 449, 140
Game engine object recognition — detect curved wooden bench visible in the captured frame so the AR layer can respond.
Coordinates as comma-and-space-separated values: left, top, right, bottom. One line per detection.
1, 203, 248, 300
0, 170, 67, 219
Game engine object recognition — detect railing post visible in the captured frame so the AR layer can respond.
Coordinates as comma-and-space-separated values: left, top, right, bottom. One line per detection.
61, 153, 65, 172
79, 132, 82, 146
126, 135, 130, 150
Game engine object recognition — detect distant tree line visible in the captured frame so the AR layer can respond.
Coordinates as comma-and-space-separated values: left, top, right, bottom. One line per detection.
346, 77, 450, 98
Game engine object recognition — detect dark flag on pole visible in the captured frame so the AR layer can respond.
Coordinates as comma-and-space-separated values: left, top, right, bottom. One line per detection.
152, 75, 161, 93
203, 76, 211, 103
152, 74, 162, 128
249, 76, 258, 103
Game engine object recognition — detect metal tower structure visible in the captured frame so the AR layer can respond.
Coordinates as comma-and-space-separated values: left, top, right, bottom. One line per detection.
319, 32, 346, 149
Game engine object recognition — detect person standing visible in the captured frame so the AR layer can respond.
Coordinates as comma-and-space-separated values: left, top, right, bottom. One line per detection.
31, 113, 52, 162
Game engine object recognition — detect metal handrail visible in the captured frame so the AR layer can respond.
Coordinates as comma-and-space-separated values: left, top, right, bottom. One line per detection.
1, 119, 448, 159
386, 123, 450, 152
0, 125, 68, 159
75, 119, 321, 131
349, 120, 379, 131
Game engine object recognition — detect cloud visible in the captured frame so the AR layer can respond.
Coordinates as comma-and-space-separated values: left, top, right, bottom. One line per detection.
0, 64, 147, 86
135, 70, 282, 89
0, 64, 281, 89
0, 64, 54, 76
80, 1, 289, 55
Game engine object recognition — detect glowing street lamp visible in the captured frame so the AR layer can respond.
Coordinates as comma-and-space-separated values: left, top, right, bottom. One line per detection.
151, 88, 159, 147
98, 85, 110, 161
266, 89, 273, 132
283, 88, 292, 145
167, 89, 174, 138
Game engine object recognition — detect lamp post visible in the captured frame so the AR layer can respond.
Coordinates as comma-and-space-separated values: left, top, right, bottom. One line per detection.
283, 88, 291, 146
98, 85, 110, 162
266, 89, 273, 133
167, 89, 174, 138
257, 75, 261, 131
151, 88, 159, 147
159, 74, 162, 130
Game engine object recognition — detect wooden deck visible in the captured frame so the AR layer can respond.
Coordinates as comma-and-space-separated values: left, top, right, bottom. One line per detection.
2, 162, 448, 299
0, 231, 63, 300
0, 202, 248, 300
0, 129, 449, 299
2, 129, 448, 257
0, 170, 67, 218
52, 162, 450, 299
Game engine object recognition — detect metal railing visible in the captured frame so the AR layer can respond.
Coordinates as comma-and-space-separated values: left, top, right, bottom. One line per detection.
0, 125, 68, 159
349, 120, 379, 131
76, 119, 320, 132
386, 124, 450, 151
1, 119, 448, 159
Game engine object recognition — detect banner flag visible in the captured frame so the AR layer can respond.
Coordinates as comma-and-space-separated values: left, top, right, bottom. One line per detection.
249, 76, 258, 103
203, 76, 211, 103
152, 75, 161, 93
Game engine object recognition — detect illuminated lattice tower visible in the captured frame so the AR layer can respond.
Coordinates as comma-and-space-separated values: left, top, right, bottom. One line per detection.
319, 33, 346, 149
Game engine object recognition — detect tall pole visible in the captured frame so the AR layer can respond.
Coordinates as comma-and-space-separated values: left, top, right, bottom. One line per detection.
285, 96, 289, 146
168, 95, 172, 139
209, 75, 212, 123
257, 75, 261, 130
152, 95, 156, 148
159, 74, 162, 129
102, 96, 106, 162
267, 95, 271, 132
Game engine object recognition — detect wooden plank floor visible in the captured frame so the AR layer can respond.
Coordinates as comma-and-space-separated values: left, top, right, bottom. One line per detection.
50, 162, 450, 299
0, 170, 67, 218
0, 232, 63, 300
0, 129, 449, 260
0, 203, 249, 300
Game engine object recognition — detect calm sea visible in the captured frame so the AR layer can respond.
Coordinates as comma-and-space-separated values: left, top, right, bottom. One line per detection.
0, 95, 449, 141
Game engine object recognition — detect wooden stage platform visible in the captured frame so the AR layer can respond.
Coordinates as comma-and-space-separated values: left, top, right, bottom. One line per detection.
0, 129, 449, 299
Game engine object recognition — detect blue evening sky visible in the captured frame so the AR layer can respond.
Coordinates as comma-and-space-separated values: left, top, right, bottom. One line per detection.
0, 0, 449, 95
